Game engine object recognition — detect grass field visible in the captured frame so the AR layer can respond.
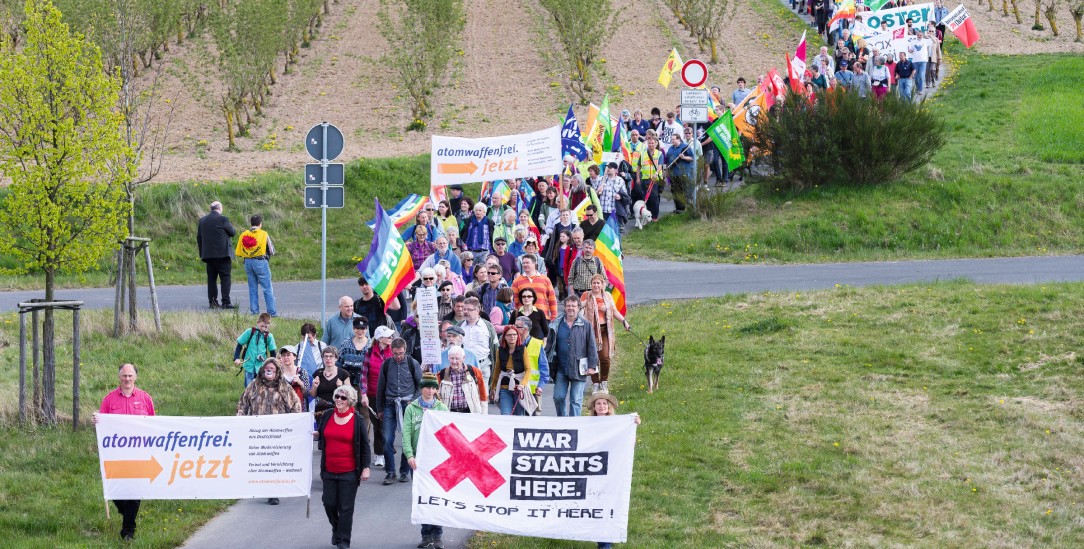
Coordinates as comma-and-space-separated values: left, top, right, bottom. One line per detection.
475, 281, 1084, 547
0, 311, 307, 548
623, 51, 1084, 264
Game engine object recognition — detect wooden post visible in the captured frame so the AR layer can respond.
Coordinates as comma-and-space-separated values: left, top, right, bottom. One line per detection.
18, 311, 26, 423
32, 309, 39, 418
43, 308, 56, 425
113, 248, 125, 337
143, 240, 162, 332
127, 243, 137, 331
72, 308, 81, 430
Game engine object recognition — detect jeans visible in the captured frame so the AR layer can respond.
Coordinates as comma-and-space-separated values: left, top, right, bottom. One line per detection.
552, 368, 586, 417
113, 500, 140, 537
322, 471, 358, 546
244, 258, 277, 316
243, 369, 256, 388
913, 62, 927, 92
897, 77, 914, 101
498, 387, 530, 415
383, 400, 411, 475
421, 523, 444, 539
204, 257, 232, 305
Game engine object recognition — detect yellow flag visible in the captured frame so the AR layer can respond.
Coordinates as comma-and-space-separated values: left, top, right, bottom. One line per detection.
657, 48, 683, 88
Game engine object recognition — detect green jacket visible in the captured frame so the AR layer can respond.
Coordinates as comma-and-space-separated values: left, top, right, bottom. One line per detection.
402, 397, 449, 459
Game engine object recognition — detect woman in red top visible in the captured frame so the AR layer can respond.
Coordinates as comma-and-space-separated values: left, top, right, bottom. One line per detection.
317, 385, 371, 549
580, 274, 630, 395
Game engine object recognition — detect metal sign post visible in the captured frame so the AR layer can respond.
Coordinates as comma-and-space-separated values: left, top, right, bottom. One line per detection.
304, 122, 345, 328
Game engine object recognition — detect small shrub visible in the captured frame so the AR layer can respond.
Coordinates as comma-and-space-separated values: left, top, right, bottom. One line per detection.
753, 90, 945, 193
691, 189, 732, 220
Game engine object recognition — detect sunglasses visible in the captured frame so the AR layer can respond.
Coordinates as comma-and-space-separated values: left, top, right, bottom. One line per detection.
488, 271, 501, 275
495, 243, 506, 246
423, 277, 435, 281
441, 287, 452, 292
522, 294, 535, 300
333, 395, 349, 401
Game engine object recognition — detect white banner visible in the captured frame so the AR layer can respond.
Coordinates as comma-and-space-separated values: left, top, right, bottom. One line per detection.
96, 413, 313, 500
411, 411, 637, 543
416, 285, 442, 366
857, 3, 934, 31
430, 126, 563, 186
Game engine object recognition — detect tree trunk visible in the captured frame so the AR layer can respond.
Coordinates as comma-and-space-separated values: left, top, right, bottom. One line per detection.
1034, 3, 1044, 28
1046, 6, 1060, 34
710, 38, 719, 63
43, 268, 56, 425
988, 0, 995, 10
127, 190, 136, 236
1011, 0, 1023, 22
268, 67, 276, 85
225, 107, 237, 150
1075, 13, 1083, 41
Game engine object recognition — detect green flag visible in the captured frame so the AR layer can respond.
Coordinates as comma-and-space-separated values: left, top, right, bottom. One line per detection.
706, 110, 745, 171
599, 94, 613, 151
866, 0, 889, 11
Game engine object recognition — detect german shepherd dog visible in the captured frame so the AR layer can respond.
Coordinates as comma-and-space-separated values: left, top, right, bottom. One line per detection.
644, 335, 665, 394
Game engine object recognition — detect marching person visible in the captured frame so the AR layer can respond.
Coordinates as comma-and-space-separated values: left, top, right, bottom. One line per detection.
580, 274, 630, 394
196, 200, 237, 309
236, 357, 302, 505
94, 363, 156, 541
234, 214, 277, 316
403, 374, 449, 549
316, 385, 372, 549
376, 338, 423, 485
436, 346, 488, 414
585, 392, 641, 549
311, 346, 353, 420
546, 297, 598, 417
233, 313, 277, 388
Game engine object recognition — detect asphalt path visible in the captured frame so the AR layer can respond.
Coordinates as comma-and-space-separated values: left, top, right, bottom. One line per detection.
6, 255, 1084, 317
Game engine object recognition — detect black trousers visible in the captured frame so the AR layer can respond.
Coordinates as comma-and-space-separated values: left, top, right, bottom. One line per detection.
113, 499, 141, 536
323, 471, 359, 545
204, 257, 232, 304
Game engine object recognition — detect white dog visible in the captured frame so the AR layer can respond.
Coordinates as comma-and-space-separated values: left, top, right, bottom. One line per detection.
632, 200, 652, 229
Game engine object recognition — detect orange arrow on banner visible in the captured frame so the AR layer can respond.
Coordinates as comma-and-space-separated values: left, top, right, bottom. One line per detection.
104, 456, 163, 483
437, 161, 478, 175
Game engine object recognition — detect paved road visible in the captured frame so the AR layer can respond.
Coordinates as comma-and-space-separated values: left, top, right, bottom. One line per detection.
6, 255, 1084, 317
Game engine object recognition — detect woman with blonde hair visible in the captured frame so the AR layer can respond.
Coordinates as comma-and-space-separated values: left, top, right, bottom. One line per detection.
580, 273, 630, 394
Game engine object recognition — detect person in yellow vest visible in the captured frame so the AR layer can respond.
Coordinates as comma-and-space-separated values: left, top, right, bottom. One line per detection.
235, 214, 278, 316
490, 316, 548, 415
635, 136, 665, 220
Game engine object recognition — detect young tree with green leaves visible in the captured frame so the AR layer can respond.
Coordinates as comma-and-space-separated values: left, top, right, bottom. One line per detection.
539, 0, 622, 105
377, 0, 465, 125
0, 0, 133, 422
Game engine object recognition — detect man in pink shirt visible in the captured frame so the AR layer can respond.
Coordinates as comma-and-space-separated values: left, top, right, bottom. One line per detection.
95, 363, 156, 540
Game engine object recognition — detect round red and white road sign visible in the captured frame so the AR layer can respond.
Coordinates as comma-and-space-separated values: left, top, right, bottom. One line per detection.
680, 59, 708, 88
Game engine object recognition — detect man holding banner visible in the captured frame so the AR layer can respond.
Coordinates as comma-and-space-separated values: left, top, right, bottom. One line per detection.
95, 363, 156, 541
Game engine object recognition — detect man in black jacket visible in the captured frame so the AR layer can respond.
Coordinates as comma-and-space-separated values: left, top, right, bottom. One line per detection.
196, 200, 237, 309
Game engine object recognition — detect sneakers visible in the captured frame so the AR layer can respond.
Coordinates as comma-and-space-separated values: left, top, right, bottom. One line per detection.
417, 536, 433, 548
383, 473, 397, 485
267, 498, 279, 505
373, 455, 385, 468
591, 383, 599, 394
432, 537, 445, 549
600, 381, 609, 393
399, 472, 411, 483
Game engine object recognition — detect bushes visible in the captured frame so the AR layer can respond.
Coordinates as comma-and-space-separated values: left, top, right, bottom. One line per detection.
753, 90, 945, 193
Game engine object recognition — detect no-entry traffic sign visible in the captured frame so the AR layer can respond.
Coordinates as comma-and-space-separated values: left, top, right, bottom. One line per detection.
680, 59, 708, 88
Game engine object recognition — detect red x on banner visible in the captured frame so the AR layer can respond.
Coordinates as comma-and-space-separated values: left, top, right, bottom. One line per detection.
430, 424, 507, 497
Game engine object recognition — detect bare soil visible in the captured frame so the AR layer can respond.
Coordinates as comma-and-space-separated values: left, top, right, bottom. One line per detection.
144, 0, 1082, 184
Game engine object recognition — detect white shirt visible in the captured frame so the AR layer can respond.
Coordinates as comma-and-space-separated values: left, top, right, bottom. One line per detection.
659, 121, 682, 151
460, 318, 493, 364
910, 40, 930, 63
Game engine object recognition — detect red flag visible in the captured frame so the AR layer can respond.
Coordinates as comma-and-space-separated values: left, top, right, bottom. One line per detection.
945, 4, 980, 48
786, 54, 805, 95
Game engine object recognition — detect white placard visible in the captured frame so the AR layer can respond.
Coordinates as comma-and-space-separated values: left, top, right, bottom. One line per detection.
96, 413, 313, 500
416, 285, 442, 366
431, 126, 563, 186
411, 411, 637, 543
680, 89, 710, 106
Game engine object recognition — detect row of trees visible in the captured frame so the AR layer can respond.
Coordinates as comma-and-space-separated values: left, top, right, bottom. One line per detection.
994, 0, 1084, 42
665, 0, 736, 63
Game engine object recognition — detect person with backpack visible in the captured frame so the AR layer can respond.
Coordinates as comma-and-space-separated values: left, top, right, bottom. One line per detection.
568, 239, 605, 296
233, 313, 277, 387
234, 214, 277, 316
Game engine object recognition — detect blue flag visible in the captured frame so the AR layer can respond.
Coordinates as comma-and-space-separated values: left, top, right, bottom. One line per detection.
561, 104, 589, 161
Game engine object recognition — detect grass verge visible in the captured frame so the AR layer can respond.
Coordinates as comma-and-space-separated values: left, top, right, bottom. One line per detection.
474, 280, 1084, 547
623, 51, 1084, 264
0, 310, 307, 547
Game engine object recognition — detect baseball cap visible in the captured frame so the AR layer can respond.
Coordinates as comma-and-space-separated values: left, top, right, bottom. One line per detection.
278, 344, 297, 355
494, 236, 507, 244
446, 325, 465, 337
373, 326, 395, 340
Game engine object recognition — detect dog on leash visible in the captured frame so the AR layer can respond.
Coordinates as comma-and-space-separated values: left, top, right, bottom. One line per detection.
632, 200, 653, 229
644, 335, 665, 394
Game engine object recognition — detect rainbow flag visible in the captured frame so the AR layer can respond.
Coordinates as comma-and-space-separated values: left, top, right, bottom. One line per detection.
596, 212, 626, 315
365, 194, 427, 230
491, 180, 512, 204
358, 198, 416, 311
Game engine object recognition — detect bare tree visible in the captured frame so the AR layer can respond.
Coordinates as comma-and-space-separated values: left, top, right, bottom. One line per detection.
1044, 0, 1061, 34
1071, 0, 1084, 41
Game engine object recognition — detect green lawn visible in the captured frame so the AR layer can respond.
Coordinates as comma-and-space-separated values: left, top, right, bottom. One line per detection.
475, 281, 1084, 547
623, 51, 1084, 264
0, 311, 307, 548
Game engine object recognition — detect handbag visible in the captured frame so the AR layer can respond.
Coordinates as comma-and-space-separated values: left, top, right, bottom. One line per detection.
514, 384, 539, 416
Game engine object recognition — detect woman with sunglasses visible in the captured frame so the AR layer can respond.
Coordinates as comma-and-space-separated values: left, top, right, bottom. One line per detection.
511, 287, 549, 342
311, 346, 352, 420
316, 384, 371, 549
